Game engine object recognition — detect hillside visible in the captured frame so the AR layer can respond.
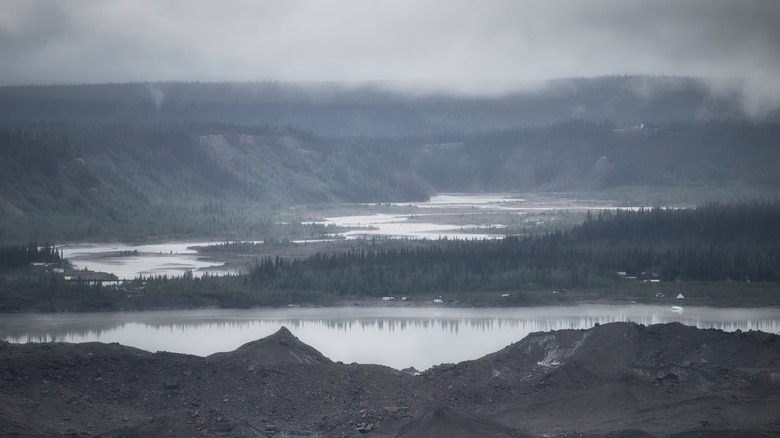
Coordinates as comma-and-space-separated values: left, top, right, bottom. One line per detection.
3, 119, 780, 244
0, 124, 431, 243
413, 120, 780, 193
1, 322, 777, 437
2, 76, 779, 243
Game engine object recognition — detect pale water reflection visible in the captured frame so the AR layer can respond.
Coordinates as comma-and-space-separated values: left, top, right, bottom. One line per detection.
61, 242, 233, 280
308, 193, 640, 240
313, 213, 505, 240
59, 194, 634, 279
2, 306, 778, 370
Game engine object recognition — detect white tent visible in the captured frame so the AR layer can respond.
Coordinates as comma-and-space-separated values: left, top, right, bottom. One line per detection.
676, 293, 685, 299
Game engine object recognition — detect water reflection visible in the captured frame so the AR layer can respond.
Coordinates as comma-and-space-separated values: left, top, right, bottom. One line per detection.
2, 306, 778, 370
58, 194, 639, 279
61, 242, 232, 280
311, 213, 506, 240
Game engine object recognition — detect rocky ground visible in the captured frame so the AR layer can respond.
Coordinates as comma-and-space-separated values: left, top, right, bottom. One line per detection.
1, 322, 779, 437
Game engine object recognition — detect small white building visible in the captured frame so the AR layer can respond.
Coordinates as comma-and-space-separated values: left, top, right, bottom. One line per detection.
676, 293, 685, 299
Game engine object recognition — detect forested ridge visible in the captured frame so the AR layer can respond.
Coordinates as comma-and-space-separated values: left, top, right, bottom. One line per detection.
2, 76, 779, 244
0, 123, 431, 243
413, 119, 780, 192
1, 76, 774, 136
3, 119, 780, 243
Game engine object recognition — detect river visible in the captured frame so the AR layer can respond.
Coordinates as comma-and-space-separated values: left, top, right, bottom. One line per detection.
59, 193, 629, 280
2, 305, 778, 370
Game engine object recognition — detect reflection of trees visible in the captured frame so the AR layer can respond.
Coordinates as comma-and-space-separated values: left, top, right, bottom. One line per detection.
1, 318, 130, 341
3, 311, 779, 347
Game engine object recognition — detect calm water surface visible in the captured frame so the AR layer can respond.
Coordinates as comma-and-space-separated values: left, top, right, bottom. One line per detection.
2, 305, 778, 370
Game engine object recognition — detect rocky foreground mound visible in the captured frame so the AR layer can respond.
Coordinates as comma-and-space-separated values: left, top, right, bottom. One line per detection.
1, 323, 778, 437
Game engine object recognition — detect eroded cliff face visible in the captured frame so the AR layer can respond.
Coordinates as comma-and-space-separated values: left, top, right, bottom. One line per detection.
1, 322, 778, 437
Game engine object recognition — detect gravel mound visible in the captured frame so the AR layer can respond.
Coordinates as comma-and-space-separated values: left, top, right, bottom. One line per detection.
397, 407, 531, 438
1, 322, 778, 437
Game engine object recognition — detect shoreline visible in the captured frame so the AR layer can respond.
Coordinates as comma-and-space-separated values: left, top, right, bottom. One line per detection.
2, 290, 779, 315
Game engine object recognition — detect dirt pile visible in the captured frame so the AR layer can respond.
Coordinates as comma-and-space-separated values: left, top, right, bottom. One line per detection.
207, 326, 333, 366
397, 407, 530, 438
428, 322, 780, 436
1, 322, 778, 437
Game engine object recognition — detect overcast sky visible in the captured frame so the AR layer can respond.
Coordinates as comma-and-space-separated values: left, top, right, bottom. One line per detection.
1, 0, 779, 102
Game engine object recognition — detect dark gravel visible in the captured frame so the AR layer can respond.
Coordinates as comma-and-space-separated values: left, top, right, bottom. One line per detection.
1, 322, 778, 437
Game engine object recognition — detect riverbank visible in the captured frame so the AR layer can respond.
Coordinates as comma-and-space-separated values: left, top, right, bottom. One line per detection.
1, 280, 779, 314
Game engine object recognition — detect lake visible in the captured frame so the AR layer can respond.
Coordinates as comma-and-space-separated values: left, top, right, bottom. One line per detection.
2, 305, 778, 370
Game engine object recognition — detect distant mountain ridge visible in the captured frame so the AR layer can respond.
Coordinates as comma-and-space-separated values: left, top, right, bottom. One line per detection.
1, 76, 775, 137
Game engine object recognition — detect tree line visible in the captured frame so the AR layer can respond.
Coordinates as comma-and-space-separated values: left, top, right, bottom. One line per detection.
236, 201, 780, 297
0, 243, 62, 270
3, 201, 779, 311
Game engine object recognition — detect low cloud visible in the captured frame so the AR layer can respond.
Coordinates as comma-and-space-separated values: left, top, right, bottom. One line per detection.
1, 0, 778, 113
